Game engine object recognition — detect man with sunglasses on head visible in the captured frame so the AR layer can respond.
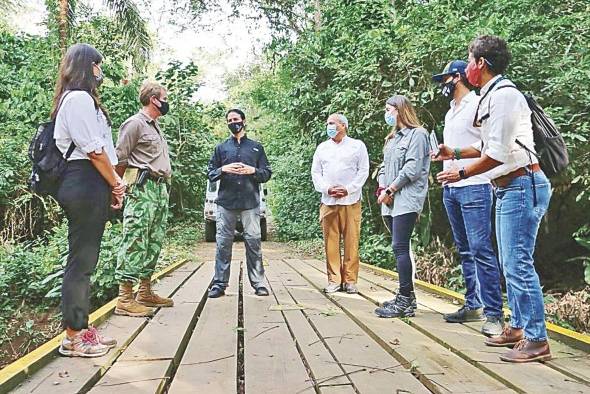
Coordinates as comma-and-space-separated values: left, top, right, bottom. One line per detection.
432, 60, 504, 337
114, 81, 173, 317
435, 36, 552, 363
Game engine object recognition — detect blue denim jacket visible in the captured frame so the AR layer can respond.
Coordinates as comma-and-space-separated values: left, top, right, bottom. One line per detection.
380, 127, 431, 217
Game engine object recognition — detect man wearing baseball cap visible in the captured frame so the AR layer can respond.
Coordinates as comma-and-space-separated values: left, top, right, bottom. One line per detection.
431, 60, 504, 337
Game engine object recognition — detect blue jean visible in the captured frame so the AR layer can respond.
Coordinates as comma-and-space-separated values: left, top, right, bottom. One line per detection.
212, 206, 266, 290
389, 212, 418, 297
443, 184, 503, 318
495, 172, 551, 341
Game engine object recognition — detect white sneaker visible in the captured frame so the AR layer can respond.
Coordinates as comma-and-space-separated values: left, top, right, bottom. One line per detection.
324, 283, 341, 293
344, 283, 358, 294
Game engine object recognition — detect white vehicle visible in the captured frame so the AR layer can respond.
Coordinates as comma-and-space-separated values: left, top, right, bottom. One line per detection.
204, 180, 268, 242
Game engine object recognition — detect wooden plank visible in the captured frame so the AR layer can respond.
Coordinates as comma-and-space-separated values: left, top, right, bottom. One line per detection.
320, 260, 589, 394
290, 258, 516, 394
168, 261, 239, 393
277, 261, 430, 394
12, 262, 201, 394
90, 262, 214, 394
242, 262, 312, 394
264, 261, 356, 393
356, 262, 590, 388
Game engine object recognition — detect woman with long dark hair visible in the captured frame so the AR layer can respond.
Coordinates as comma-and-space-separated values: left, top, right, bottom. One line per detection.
374, 95, 431, 319
53, 43, 126, 357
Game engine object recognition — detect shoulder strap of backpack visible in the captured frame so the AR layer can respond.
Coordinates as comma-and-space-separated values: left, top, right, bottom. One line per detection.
473, 76, 506, 126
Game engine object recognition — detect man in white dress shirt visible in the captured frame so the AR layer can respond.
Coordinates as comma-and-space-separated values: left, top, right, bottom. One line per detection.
311, 113, 369, 294
432, 60, 504, 337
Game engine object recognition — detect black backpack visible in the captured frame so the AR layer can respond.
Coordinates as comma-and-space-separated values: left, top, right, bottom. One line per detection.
28, 93, 75, 197
496, 85, 569, 177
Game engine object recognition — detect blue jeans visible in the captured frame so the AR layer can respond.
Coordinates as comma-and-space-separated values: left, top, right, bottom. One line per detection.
212, 206, 266, 290
495, 172, 551, 341
443, 184, 503, 318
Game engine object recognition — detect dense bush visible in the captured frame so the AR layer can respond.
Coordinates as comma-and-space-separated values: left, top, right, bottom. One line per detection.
238, 0, 590, 289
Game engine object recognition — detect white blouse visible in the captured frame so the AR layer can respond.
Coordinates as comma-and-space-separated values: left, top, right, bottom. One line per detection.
54, 90, 117, 165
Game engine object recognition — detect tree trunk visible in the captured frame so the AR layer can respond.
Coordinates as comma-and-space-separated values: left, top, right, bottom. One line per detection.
58, 0, 69, 52
313, 0, 321, 31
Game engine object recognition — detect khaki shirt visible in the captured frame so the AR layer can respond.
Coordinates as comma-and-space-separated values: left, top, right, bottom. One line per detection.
116, 111, 172, 178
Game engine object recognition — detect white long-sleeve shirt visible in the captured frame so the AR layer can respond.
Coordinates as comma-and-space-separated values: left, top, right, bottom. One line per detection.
311, 135, 369, 206
471, 75, 538, 178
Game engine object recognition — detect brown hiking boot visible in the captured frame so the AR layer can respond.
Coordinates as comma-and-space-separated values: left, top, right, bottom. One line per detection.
500, 339, 552, 363
485, 326, 524, 347
136, 278, 174, 307
115, 281, 155, 317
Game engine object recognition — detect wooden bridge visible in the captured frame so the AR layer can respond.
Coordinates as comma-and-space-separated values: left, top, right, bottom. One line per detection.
3, 242, 590, 393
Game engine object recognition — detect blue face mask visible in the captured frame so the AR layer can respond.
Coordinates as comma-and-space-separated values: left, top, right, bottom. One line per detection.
326, 124, 338, 139
385, 112, 396, 127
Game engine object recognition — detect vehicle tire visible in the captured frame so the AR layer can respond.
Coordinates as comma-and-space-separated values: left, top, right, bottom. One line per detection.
205, 220, 216, 242
260, 218, 267, 242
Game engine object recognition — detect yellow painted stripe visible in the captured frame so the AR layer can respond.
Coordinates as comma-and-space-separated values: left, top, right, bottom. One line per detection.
360, 262, 590, 346
0, 259, 190, 391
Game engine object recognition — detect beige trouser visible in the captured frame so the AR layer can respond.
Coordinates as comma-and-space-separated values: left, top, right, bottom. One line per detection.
319, 201, 361, 284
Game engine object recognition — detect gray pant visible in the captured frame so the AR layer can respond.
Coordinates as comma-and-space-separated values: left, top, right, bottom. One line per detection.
212, 206, 266, 290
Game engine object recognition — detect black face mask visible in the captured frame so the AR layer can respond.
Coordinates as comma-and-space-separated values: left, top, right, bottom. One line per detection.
156, 99, 169, 116
441, 80, 457, 98
228, 122, 244, 134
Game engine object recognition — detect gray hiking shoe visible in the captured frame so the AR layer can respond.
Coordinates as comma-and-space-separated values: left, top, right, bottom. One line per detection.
324, 282, 341, 293
443, 306, 485, 323
375, 294, 415, 318
383, 291, 416, 310
481, 315, 504, 337
344, 283, 358, 294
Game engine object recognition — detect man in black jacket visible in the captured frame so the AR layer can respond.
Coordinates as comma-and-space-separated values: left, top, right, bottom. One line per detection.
207, 108, 272, 298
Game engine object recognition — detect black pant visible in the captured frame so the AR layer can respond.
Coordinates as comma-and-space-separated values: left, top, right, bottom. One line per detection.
56, 160, 110, 330
390, 212, 418, 297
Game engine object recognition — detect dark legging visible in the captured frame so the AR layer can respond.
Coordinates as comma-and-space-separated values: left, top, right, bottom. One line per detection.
390, 212, 418, 297
57, 160, 110, 330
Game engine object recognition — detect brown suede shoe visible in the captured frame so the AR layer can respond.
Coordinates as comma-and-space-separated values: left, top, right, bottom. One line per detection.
485, 326, 524, 347
115, 281, 155, 317
136, 278, 174, 307
500, 339, 552, 363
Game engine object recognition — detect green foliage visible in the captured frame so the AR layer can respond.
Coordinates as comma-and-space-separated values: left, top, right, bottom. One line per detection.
239, 0, 590, 287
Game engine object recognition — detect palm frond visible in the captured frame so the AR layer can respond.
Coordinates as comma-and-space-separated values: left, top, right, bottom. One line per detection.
103, 0, 152, 69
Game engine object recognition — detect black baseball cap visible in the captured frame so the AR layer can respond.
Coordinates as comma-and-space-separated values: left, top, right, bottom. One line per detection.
432, 60, 468, 83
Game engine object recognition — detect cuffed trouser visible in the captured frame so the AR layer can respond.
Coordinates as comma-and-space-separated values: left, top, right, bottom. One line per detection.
212, 206, 266, 290
57, 160, 110, 331
116, 180, 169, 283
320, 201, 361, 284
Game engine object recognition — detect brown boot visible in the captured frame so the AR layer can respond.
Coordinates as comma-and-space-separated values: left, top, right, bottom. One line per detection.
115, 282, 155, 317
136, 278, 174, 307
485, 326, 524, 347
500, 339, 552, 363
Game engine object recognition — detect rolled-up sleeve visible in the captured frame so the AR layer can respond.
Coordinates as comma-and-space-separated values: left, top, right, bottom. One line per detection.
392, 131, 430, 191
62, 93, 105, 154
115, 119, 140, 166
485, 89, 520, 164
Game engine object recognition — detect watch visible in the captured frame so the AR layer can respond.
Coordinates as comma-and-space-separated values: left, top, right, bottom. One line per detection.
459, 168, 468, 179
385, 188, 393, 196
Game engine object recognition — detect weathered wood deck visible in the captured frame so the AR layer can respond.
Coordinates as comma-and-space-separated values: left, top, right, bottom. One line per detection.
8, 242, 590, 393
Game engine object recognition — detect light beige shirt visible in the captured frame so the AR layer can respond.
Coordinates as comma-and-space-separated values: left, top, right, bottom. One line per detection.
116, 111, 172, 178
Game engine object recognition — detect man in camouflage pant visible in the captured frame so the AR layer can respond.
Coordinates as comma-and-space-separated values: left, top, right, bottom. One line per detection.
114, 82, 173, 317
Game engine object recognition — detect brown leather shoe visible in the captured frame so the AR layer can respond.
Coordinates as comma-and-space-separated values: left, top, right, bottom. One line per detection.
485, 326, 523, 347
136, 278, 174, 307
500, 339, 552, 363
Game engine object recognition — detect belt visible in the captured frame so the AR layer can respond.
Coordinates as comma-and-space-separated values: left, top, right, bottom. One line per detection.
147, 173, 168, 184
491, 163, 541, 188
